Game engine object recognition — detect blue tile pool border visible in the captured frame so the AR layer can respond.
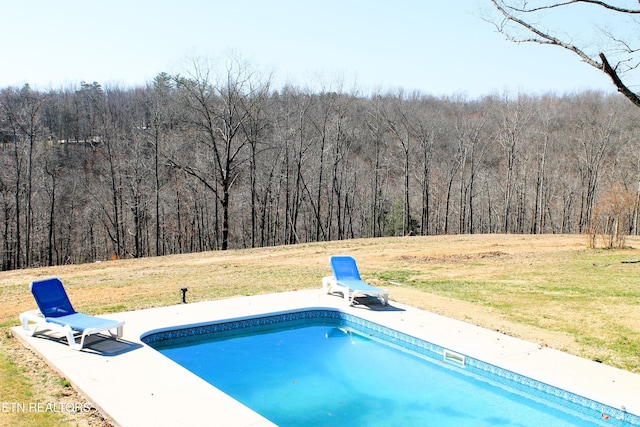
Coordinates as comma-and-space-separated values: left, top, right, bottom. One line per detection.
142, 309, 639, 426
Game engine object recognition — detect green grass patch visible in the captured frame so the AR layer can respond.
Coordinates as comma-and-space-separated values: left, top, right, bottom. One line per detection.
0, 340, 66, 427
372, 269, 421, 285
56, 379, 71, 388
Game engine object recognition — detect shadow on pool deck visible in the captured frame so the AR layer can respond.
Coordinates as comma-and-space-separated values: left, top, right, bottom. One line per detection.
349, 296, 405, 312
29, 329, 142, 356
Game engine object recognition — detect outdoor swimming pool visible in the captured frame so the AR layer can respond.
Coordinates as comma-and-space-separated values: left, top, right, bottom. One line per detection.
143, 310, 638, 427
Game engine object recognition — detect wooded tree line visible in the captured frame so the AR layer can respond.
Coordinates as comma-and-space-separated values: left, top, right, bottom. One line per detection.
2, 59, 639, 270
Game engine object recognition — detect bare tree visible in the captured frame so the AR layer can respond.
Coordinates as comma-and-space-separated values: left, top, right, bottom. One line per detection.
572, 93, 621, 233
174, 55, 270, 250
494, 94, 534, 233
452, 98, 491, 234
487, 0, 640, 107
143, 73, 178, 256
364, 95, 391, 237
0, 85, 44, 267
239, 77, 272, 248
283, 88, 315, 245
530, 100, 557, 234
382, 91, 415, 236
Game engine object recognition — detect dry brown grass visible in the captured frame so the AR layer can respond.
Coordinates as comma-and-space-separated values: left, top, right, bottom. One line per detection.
1, 233, 640, 426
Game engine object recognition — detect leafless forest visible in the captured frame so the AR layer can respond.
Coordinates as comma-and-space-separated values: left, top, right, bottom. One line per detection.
1, 60, 639, 270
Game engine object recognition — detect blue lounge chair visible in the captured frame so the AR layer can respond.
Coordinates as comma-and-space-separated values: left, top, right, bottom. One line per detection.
20, 277, 125, 350
324, 255, 389, 305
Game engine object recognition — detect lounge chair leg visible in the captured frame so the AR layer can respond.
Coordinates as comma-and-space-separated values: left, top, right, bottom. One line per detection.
350, 291, 363, 306
64, 326, 83, 351
21, 321, 36, 337
109, 326, 124, 339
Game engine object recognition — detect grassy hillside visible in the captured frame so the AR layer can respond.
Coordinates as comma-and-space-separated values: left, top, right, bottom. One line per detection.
1, 234, 640, 425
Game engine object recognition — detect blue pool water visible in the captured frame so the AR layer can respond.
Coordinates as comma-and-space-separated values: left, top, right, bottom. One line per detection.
144, 310, 638, 427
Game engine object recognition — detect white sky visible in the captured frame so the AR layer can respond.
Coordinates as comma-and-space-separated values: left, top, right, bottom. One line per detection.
1, 0, 615, 98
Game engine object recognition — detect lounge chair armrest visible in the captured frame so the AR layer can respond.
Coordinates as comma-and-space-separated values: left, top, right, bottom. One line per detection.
322, 276, 336, 292
19, 310, 48, 337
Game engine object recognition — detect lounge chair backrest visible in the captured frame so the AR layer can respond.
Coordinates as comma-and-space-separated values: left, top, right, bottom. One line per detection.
330, 256, 362, 281
30, 278, 77, 318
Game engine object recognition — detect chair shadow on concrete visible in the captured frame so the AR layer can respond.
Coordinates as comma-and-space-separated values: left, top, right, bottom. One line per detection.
25, 328, 142, 356
348, 295, 405, 312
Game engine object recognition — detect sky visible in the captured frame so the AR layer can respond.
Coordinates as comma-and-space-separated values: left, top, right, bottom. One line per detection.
0, 1, 616, 98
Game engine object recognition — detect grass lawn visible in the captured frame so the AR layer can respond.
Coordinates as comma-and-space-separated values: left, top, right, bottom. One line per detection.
1, 234, 639, 426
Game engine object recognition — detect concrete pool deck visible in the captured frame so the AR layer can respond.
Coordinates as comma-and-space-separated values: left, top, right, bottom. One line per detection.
12, 289, 640, 426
